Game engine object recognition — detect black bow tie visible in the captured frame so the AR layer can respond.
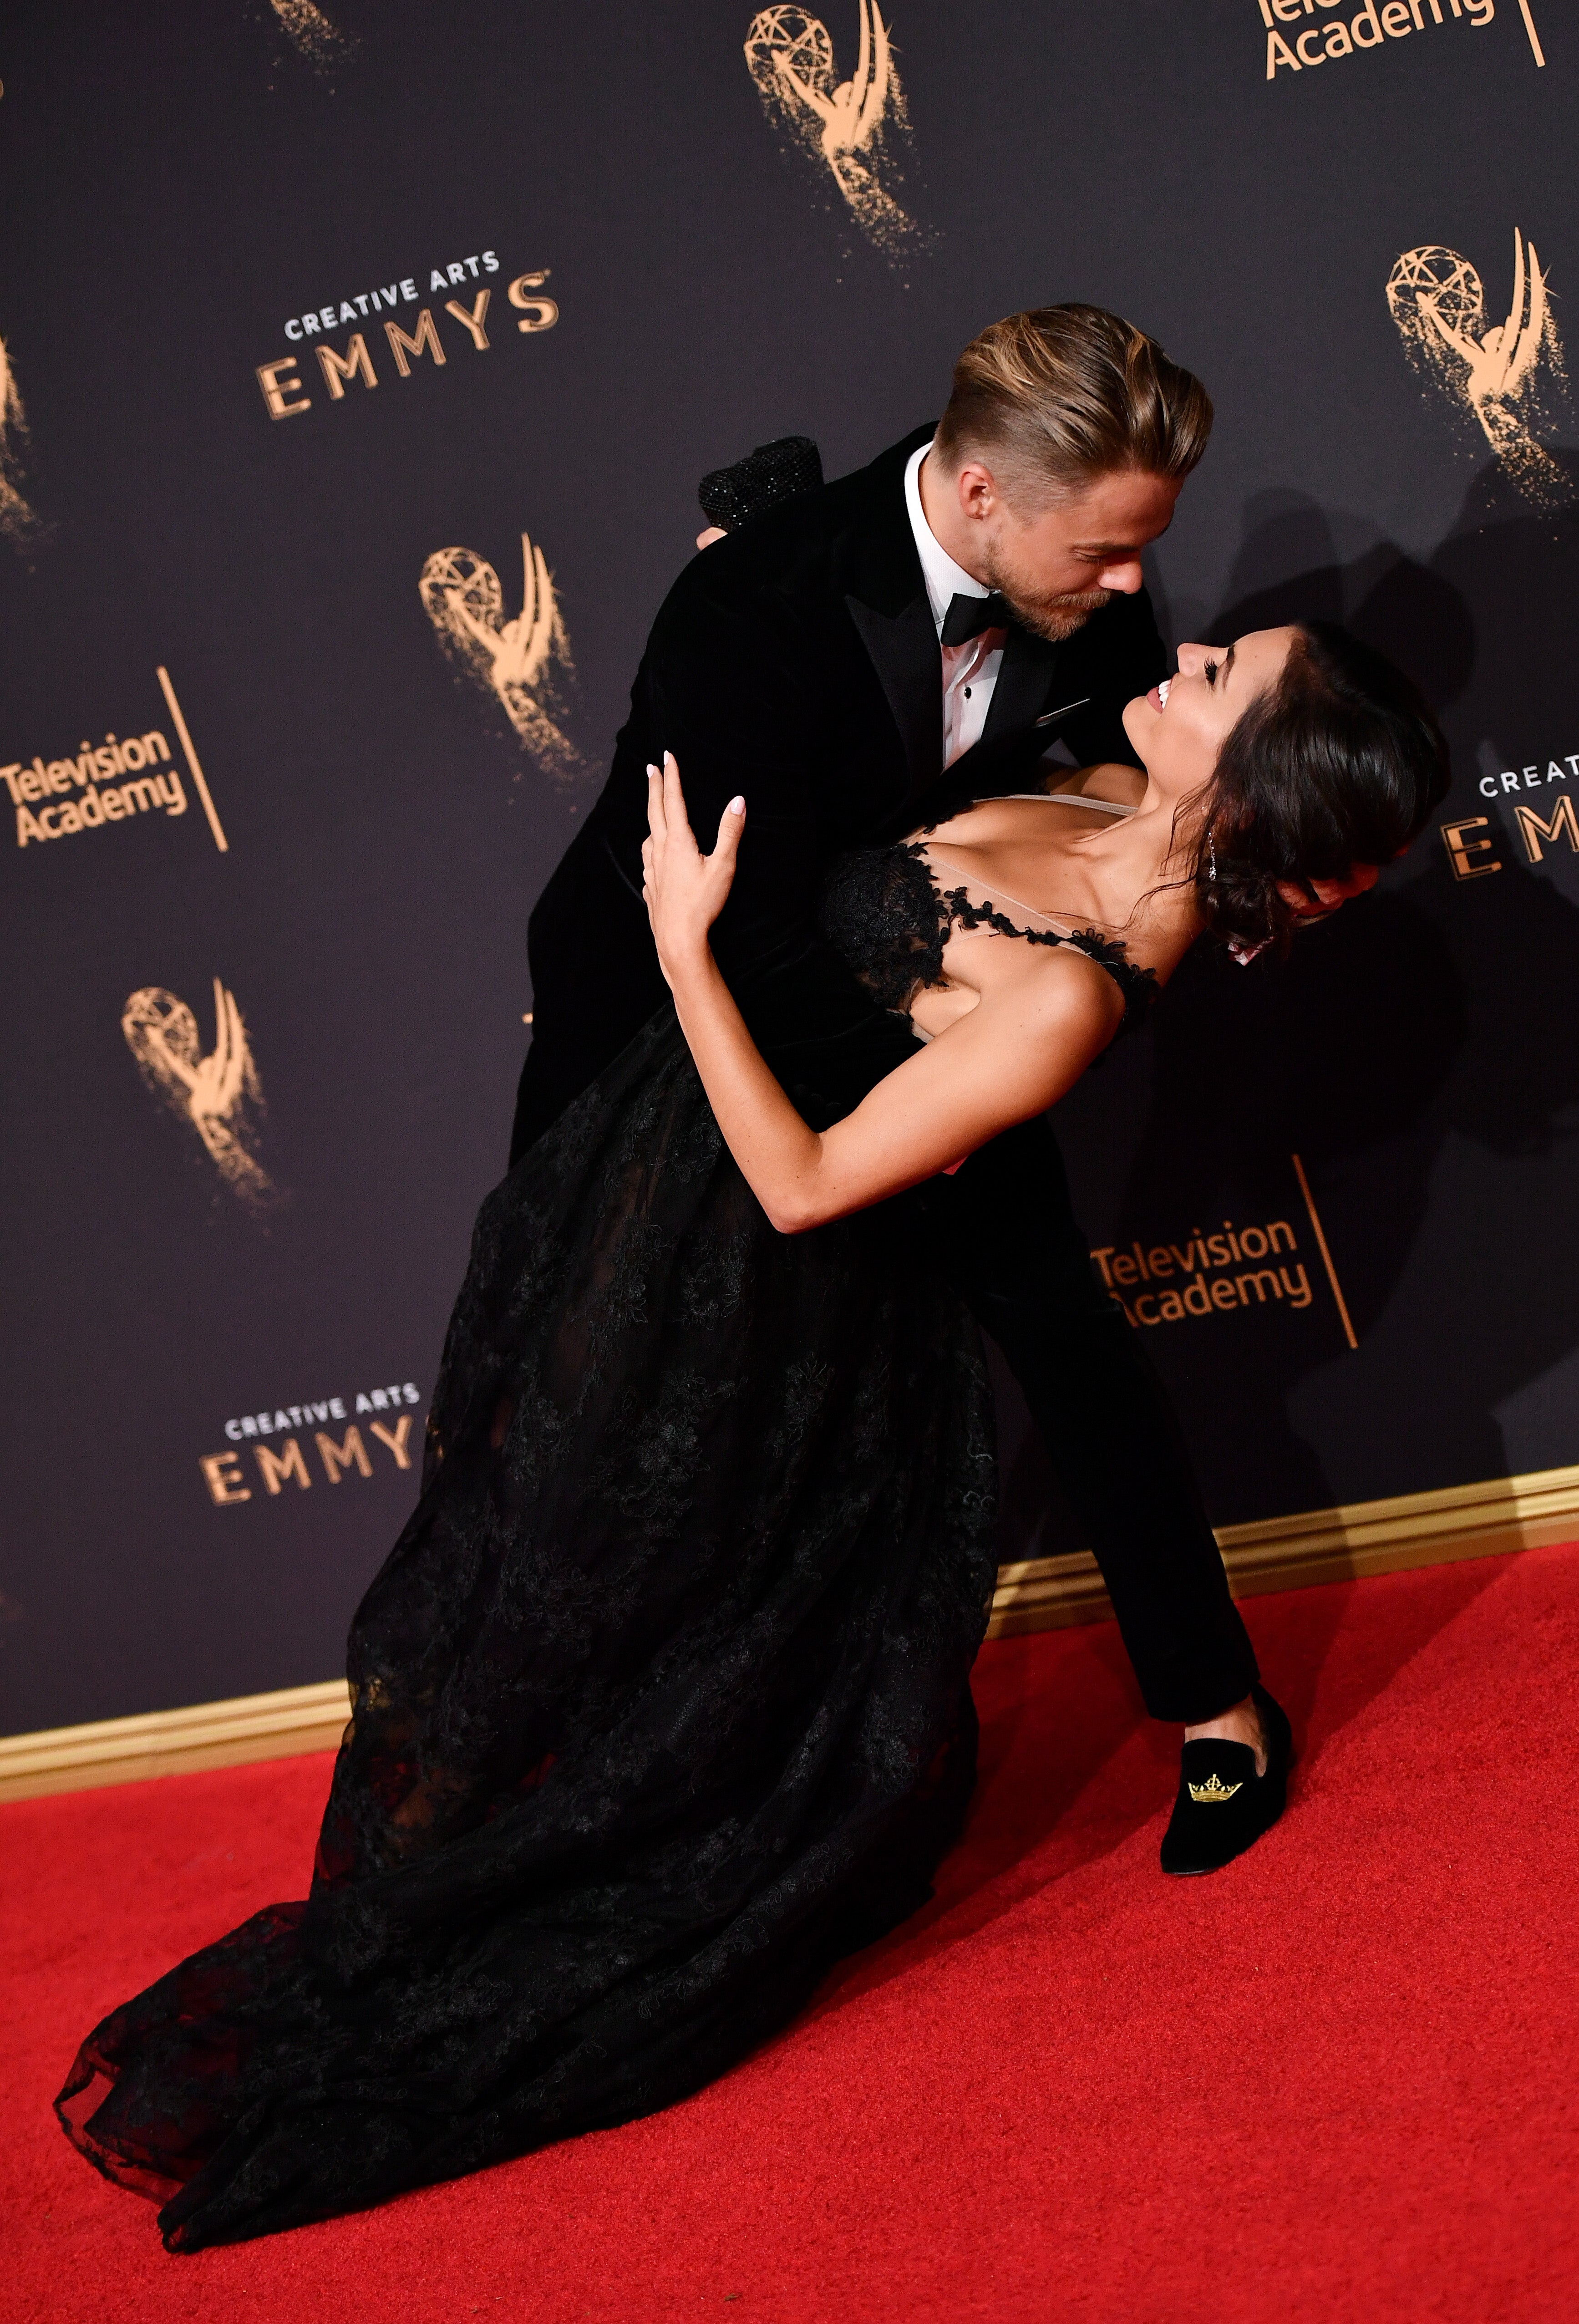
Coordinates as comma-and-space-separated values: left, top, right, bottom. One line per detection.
939, 590, 1011, 648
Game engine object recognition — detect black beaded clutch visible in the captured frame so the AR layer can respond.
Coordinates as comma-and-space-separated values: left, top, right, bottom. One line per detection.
698, 434, 823, 531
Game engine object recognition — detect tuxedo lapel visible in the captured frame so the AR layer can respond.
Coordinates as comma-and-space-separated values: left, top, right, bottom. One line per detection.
980, 622, 1065, 744
844, 592, 940, 795
877, 724, 1053, 843
834, 424, 941, 799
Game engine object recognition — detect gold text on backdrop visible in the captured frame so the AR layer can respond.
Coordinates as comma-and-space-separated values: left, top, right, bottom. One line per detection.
1513, 794, 1579, 864
257, 268, 556, 421
1092, 1166, 1358, 1351
1441, 817, 1502, 879
1259, 0, 1543, 77
1443, 747, 1579, 875
202, 1417, 416, 1507
3, 670, 225, 854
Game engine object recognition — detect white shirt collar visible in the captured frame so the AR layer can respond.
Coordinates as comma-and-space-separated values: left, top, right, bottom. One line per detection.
904, 439, 990, 636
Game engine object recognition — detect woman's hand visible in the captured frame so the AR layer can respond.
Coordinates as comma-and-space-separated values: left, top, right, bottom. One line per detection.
641, 753, 746, 989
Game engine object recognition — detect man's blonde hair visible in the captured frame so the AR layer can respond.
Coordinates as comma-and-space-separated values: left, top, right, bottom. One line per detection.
934, 304, 1213, 503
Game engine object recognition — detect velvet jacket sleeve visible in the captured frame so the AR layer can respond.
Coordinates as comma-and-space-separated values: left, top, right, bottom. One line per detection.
596, 562, 923, 1120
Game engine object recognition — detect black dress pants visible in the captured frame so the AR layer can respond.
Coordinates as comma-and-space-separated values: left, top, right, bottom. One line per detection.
907, 1113, 1258, 1725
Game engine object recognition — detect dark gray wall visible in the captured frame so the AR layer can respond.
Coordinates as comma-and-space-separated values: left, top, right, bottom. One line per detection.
1, 0, 1573, 1732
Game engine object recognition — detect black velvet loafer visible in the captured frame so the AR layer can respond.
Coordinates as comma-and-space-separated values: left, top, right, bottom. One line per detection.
1160, 1683, 1293, 1876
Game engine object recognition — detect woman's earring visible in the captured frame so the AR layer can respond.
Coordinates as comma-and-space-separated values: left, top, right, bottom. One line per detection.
1207, 828, 1218, 885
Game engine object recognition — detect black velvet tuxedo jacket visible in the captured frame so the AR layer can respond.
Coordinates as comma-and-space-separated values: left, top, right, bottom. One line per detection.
509, 425, 1169, 1161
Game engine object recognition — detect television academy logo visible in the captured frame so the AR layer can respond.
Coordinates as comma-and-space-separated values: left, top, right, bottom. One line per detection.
3, 669, 229, 855
744, 4, 924, 258
420, 531, 586, 783
1094, 1161, 1359, 1351
1260, 0, 1545, 79
122, 978, 277, 1209
1387, 231, 1570, 506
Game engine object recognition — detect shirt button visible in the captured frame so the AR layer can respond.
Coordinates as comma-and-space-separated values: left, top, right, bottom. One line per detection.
964, 686, 971, 697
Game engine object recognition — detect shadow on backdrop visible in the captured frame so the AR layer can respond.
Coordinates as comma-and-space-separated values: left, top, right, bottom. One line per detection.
990, 457, 1579, 1728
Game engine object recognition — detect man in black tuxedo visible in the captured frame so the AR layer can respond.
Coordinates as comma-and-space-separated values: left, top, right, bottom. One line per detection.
511, 305, 1260, 1780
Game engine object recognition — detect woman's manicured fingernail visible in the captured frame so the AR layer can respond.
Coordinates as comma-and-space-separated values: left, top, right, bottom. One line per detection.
727, 796, 745, 815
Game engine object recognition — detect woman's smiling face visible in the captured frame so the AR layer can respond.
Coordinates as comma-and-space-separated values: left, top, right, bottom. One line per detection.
1123, 626, 1391, 915
1122, 628, 1302, 790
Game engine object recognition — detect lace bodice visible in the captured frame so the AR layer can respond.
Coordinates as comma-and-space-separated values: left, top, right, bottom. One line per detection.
819, 796, 1158, 1033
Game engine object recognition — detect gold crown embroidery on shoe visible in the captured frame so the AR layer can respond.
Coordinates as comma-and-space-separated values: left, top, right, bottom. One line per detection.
1187, 1772, 1244, 1804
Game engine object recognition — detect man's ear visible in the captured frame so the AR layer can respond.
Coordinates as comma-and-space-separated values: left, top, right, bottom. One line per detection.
954, 461, 997, 522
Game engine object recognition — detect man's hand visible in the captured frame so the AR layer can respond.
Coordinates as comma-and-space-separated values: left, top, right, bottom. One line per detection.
641, 752, 747, 990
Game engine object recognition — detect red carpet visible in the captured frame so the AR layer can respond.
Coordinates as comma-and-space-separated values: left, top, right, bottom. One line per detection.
5, 1543, 1578, 2322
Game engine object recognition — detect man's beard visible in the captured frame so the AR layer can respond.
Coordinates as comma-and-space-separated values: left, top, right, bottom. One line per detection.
1012, 587, 1112, 642
980, 549, 1113, 642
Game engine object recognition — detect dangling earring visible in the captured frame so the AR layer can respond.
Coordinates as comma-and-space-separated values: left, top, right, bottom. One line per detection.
1207, 824, 1262, 961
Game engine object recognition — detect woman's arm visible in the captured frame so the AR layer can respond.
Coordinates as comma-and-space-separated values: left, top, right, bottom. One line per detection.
610, 570, 924, 1110
643, 759, 1121, 1234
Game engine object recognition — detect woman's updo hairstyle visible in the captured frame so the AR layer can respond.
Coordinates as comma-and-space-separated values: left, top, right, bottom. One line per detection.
1189, 621, 1450, 959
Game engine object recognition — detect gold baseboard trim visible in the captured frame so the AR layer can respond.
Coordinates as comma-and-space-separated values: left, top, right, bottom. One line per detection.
986, 1461, 1579, 1640
0, 1679, 352, 1805
5, 1465, 1578, 1805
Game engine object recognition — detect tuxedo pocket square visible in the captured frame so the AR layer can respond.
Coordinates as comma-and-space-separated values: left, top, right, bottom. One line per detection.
1035, 697, 1091, 728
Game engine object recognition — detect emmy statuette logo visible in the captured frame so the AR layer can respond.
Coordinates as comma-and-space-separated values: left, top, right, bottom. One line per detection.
0, 332, 38, 545
269, 0, 358, 70
1387, 231, 1570, 505
1188, 1773, 1244, 1804
122, 978, 276, 1209
420, 532, 587, 783
745, 4, 924, 258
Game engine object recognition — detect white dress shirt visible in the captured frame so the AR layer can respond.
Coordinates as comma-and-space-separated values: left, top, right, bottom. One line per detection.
904, 439, 1006, 767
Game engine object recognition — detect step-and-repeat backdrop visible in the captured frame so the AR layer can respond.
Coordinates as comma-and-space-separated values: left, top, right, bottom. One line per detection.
2, 0, 1574, 1733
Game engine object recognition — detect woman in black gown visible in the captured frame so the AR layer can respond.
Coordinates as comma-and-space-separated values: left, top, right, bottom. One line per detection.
57, 618, 1447, 2250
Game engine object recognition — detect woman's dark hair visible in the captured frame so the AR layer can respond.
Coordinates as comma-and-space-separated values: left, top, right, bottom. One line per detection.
1188, 621, 1450, 958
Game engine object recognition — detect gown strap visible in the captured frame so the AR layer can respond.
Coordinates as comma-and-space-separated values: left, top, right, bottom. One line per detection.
995, 791, 1138, 817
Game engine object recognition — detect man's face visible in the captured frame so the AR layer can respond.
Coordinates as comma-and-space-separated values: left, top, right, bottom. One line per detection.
961, 464, 1182, 643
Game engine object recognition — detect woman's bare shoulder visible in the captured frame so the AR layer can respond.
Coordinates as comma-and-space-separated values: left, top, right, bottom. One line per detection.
973, 928, 1127, 1037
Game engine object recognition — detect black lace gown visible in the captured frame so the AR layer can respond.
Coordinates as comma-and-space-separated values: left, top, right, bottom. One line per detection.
56, 842, 1151, 2252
